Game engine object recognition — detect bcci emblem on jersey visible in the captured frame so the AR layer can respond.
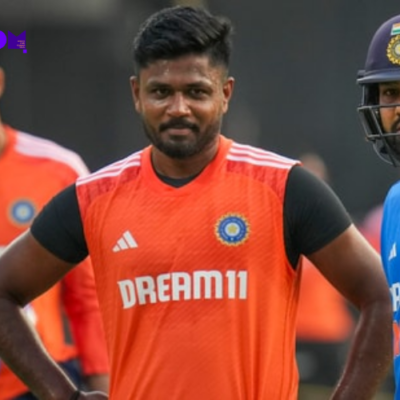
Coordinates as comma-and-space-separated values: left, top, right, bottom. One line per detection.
9, 199, 36, 226
215, 213, 250, 246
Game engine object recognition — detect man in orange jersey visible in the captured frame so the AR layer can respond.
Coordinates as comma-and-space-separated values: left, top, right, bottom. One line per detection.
0, 67, 109, 399
0, 6, 392, 400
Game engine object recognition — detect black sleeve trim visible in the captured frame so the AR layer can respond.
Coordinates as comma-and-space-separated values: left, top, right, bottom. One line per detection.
284, 165, 352, 268
30, 184, 88, 263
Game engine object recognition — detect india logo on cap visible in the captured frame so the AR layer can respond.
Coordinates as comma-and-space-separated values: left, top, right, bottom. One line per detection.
391, 23, 400, 36
387, 35, 400, 65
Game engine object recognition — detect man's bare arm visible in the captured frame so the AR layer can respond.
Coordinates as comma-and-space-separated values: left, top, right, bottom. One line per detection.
0, 231, 80, 400
308, 225, 392, 399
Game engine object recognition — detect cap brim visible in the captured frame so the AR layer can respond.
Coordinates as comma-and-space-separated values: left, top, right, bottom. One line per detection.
357, 69, 400, 84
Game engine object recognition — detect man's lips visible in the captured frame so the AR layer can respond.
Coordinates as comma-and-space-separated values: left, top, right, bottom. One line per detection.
163, 128, 194, 136
160, 120, 198, 133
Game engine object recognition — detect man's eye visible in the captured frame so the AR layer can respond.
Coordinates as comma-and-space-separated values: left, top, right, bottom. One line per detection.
189, 88, 207, 97
381, 89, 400, 104
385, 90, 397, 97
152, 88, 169, 96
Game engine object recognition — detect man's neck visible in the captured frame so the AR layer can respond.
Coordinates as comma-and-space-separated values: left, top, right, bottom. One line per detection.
150, 138, 219, 179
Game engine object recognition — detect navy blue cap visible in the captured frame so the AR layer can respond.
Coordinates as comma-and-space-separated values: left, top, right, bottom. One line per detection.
358, 15, 400, 85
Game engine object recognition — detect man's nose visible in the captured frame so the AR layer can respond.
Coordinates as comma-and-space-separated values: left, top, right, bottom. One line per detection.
395, 102, 400, 115
167, 93, 190, 117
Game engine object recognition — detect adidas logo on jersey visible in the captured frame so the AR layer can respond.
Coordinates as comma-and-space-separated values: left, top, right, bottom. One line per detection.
389, 242, 397, 261
113, 231, 138, 252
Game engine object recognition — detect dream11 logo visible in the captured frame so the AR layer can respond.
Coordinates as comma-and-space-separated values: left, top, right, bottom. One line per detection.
0, 31, 27, 53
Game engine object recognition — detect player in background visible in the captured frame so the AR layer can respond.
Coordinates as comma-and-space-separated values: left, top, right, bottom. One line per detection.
0, 6, 392, 400
0, 66, 109, 399
357, 14, 400, 399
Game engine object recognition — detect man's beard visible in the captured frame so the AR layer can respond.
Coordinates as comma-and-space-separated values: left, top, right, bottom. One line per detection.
143, 118, 221, 159
386, 117, 400, 156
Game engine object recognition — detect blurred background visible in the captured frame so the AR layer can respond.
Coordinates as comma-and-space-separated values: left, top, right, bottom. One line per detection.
0, 0, 399, 221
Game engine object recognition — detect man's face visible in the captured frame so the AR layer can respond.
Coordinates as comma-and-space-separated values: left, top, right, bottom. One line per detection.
130, 54, 234, 159
379, 81, 400, 132
379, 81, 400, 155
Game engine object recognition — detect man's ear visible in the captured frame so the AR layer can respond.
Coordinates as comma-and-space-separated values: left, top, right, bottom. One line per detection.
0, 68, 5, 99
130, 76, 141, 113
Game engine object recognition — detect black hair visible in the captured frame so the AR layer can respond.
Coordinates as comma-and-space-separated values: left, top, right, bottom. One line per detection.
132, 6, 233, 73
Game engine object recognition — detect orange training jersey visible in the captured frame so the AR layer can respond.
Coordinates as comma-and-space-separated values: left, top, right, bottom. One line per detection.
76, 136, 300, 400
0, 125, 108, 399
296, 257, 354, 341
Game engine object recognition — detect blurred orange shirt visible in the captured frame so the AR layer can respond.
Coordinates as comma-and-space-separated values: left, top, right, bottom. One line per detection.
296, 257, 354, 341
0, 125, 109, 399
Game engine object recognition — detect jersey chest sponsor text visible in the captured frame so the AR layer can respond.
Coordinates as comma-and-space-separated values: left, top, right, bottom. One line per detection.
117, 269, 248, 308
389, 282, 400, 358
390, 282, 400, 312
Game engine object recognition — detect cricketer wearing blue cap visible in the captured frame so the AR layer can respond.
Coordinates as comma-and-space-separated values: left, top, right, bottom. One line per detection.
358, 14, 400, 399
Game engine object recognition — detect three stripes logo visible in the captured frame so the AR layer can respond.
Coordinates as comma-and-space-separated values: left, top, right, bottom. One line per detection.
113, 230, 138, 252
389, 242, 397, 261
